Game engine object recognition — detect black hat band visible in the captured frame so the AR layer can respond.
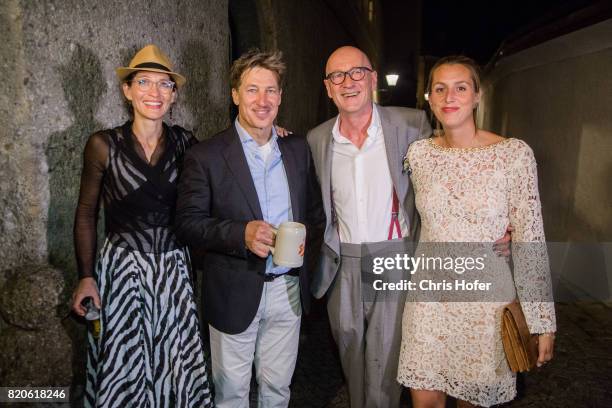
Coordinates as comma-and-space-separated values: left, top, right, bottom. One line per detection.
133, 62, 171, 72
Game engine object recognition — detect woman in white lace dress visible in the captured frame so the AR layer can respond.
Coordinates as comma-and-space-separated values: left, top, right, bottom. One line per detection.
396, 56, 556, 407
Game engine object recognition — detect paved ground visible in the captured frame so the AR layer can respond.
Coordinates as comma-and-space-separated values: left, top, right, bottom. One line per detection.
22, 301, 611, 407
277, 301, 612, 408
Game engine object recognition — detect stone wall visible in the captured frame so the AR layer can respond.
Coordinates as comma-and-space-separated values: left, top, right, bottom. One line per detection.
0, 0, 230, 280
0, 265, 72, 387
481, 19, 612, 300
0, 0, 48, 283
0, 0, 229, 387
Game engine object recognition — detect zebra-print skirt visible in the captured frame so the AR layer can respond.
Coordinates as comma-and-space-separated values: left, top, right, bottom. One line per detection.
85, 240, 213, 407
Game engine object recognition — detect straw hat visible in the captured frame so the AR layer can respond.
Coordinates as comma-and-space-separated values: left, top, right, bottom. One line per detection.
115, 44, 186, 87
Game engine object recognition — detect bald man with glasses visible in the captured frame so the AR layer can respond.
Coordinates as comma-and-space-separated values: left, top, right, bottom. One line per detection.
306, 46, 431, 407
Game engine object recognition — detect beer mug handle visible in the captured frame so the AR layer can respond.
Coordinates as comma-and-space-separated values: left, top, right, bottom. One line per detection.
268, 227, 278, 255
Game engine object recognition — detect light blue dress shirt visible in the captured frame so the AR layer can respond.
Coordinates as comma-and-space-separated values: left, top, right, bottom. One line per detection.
235, 119, 292, 275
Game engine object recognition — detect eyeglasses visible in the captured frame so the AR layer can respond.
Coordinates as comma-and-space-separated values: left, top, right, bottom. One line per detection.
325, 66, 373, 85
130, 78, 176, 93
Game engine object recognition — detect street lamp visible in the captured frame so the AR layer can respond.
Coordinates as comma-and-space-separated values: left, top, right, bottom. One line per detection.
386, 74, 399, 87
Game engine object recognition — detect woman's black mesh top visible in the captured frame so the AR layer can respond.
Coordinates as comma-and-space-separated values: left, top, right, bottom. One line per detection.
74, 121, 198, 278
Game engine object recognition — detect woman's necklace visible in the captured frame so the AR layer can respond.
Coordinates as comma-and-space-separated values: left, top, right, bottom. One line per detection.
440, 129, 479, 148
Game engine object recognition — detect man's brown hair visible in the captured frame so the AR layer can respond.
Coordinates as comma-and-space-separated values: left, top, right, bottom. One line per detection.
230, 49, 286, 90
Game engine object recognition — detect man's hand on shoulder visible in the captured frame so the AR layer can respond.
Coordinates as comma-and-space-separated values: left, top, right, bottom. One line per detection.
275, 124, 293, 138
245, 220, 276, 258
493, 224, 513, 258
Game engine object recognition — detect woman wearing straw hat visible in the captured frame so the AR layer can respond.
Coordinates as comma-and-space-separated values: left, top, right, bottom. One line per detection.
71, 44, 213, 407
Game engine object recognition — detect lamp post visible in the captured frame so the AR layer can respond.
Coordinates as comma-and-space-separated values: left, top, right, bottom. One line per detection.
386, 74, 399, 87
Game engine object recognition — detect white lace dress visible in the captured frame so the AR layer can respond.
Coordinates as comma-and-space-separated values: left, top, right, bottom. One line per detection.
397, 138, 556, 407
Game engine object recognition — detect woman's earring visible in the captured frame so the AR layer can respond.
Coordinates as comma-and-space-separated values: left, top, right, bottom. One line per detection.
169, 106, 174, 122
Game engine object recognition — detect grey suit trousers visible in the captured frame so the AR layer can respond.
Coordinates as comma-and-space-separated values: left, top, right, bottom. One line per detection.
327, 238, 410, 408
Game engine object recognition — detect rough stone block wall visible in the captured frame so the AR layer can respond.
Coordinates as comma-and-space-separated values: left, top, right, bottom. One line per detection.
0, 0, 229, 387
0, 0, 48, 283
0, 0, 229, 280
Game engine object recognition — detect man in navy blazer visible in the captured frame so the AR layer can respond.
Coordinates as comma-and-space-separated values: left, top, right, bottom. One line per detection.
175, 50, 324, 407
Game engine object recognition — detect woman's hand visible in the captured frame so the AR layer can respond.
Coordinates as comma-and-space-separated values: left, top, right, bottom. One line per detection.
536, 333, 555, 367
72, 277, 101, 317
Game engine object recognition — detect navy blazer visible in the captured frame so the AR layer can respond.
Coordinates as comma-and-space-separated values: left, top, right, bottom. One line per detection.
175, 125, 325, 334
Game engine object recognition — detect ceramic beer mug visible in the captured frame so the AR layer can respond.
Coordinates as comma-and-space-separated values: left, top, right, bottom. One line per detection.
270, 222, 306, 268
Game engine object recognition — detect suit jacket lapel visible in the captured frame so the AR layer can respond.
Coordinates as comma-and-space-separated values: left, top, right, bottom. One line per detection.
379, 106, 408, 204
314, 120, 341, 255
277, 139, 300, 220
318, 122, 334, 226
222, 127, 263, 220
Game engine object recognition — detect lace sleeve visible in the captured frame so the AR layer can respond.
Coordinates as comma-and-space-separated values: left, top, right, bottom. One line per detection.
508, 141, 556, 334
73, 131, 109, 279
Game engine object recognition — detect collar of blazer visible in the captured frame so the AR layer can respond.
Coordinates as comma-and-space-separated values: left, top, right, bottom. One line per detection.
220, 125, 301, 221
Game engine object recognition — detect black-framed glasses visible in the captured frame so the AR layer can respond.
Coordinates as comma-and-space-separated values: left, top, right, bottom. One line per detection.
130, 78, 176, 93
325, 66, 373, 85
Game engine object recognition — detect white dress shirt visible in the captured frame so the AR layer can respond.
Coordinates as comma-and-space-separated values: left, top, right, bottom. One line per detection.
331, 105, 409, 244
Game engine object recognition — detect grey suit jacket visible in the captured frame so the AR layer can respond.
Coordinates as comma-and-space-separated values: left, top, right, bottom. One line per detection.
306, 105, 432, 298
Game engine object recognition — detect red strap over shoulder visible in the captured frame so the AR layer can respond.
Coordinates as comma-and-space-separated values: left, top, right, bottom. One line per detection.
387, 189, 402, 240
